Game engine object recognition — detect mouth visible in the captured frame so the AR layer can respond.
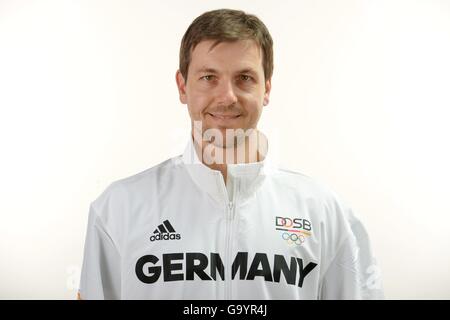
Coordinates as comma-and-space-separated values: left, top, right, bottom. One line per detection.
207, 113, 241, 120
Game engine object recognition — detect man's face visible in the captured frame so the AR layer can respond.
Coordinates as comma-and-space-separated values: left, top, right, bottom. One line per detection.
176, 39, 271, 148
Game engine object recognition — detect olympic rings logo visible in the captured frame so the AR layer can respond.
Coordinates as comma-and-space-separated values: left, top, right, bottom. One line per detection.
282, 232, 305, 245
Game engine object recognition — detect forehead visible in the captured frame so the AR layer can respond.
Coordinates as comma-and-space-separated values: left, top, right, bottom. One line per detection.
189, 39, 263, 73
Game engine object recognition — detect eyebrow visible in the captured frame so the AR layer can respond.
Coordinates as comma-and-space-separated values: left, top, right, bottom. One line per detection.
196, 67, 219, 74
238, 68, 258, 76
195, 67, 259, 76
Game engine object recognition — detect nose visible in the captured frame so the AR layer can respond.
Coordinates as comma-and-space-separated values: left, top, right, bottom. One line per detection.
215, 79, 238, 106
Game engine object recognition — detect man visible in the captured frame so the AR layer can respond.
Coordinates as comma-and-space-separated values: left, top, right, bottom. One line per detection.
78, 9, 384, 300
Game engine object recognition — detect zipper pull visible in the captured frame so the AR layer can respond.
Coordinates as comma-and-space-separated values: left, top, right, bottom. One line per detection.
228, 202, 234, 219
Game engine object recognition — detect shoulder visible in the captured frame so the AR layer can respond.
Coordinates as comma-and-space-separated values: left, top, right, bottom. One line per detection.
87, 156, 182, 244
271, 167, 372, 273
271, 167, 350, 211
272, 167, 333, 198
270, 166, 361, 233
91, 156, 182, 210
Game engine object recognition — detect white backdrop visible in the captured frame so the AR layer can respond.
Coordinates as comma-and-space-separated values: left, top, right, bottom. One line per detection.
0, 0, 449, 299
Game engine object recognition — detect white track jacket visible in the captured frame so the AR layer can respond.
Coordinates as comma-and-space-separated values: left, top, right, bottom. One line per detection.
78, 136, 384, 300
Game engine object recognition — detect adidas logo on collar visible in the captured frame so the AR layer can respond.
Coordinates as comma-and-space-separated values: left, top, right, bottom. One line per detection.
150, 220, 181, 242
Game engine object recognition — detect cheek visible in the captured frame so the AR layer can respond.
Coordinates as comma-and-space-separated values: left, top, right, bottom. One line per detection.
241, 94, 263, 115
242, 100, 264, 127
242, 84, 265, 102
186, 92, 213, 118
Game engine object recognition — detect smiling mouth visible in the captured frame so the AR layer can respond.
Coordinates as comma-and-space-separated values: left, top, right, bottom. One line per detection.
208, 113, 241, 120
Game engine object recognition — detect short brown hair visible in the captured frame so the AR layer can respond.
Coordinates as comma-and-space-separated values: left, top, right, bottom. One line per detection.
179, 9, 273, 82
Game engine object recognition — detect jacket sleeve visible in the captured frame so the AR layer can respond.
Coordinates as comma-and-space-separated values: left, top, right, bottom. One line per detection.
78, 204, 122, 300
319, 217, 384, 299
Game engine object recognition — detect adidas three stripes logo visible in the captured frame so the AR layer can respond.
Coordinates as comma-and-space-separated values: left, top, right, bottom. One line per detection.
154, 220, 176, 234
150, 220, 181, 242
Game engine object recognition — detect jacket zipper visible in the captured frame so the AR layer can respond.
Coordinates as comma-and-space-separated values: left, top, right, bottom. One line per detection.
225, 201, 234, 300
224, 178, 238, 300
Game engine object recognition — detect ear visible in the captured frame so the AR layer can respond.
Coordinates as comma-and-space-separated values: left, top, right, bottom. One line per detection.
175, 70, 188, 104
263, 78, 272, 106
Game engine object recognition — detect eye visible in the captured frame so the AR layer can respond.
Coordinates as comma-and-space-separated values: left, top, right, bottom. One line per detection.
239, 74, 252, 82
200, 75, 215, 81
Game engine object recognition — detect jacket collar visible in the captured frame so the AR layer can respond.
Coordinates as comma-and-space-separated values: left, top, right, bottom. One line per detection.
181, 133, 275, 207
